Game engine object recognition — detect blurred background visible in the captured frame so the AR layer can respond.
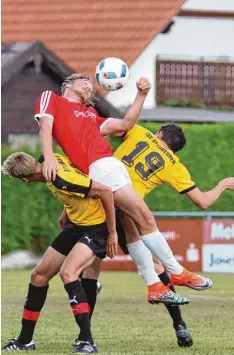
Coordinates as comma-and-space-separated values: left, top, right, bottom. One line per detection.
1, 0, 234, 274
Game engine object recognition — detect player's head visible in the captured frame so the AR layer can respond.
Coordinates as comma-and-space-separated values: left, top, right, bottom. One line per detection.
156, 124, 186, 153
1, 152, 43, 182
61, 73, 95, 105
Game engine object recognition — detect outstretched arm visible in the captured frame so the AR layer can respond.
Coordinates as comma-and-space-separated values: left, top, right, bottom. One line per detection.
186, 178, 234, 210
100, 77, 151, 136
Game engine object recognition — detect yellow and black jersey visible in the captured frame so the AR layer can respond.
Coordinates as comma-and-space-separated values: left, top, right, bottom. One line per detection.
114, 125, 196, 199
46, 154, 106, 226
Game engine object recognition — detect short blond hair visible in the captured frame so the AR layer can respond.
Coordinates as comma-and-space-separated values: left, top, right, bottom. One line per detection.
61, 73, 96, 105
1, 152, 37, 178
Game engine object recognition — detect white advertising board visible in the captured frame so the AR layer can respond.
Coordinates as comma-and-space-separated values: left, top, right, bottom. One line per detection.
202, 244, 234, 273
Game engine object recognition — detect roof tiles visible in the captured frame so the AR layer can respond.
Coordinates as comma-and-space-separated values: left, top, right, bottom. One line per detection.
2, 0, 184, 79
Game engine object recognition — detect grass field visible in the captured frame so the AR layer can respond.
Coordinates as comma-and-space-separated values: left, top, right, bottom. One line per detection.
1, 270, 234, 355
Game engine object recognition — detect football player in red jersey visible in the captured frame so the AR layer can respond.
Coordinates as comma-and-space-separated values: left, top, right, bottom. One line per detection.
35, 73, 211, 305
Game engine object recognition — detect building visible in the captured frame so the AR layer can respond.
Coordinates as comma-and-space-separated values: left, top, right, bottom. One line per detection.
2, 0, 185, 98
106, 0, 234, 108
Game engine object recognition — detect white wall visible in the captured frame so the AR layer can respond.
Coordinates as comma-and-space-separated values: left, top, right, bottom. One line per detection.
106, 14, 234, 108
183, 0, 234, 11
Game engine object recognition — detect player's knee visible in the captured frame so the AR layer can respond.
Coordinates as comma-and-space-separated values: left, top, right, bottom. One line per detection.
31, 267, 49, 287
59, 267, 69, 283
83, 266, 100, 280
148, 217, 157, 231
143, 211, 156, 230
59, 267, 79, 284
136, 208, 156, 234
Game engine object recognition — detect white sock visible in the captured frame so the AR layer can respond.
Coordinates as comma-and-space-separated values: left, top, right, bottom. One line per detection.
127, 240, 160, 285
141, 230, 183, 275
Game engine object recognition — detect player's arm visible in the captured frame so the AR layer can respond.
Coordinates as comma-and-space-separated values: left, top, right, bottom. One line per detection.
165, 163, 234, 210
88, 181, 118, 258
39, 117, 59, 181
58, 207, 70, 230
100, 77, 151, 136
185, 178, 234, 210
34, 91, 59, 181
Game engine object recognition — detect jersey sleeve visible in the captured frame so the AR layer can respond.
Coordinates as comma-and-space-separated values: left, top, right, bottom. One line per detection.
164, 162, 196, 194
52, 157, 92, 198
96, 116, 113, 130
34, 91, 56, 123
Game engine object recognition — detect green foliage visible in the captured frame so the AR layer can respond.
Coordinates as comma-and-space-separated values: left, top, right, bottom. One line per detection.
219, 104, 234, 112
163, 99, 207, 109
2, 122, 234, 254
1, 148, 63, 254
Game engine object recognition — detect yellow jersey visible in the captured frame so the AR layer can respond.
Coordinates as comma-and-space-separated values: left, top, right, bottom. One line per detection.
46, 154, 106, 226
114, 125, 196, 198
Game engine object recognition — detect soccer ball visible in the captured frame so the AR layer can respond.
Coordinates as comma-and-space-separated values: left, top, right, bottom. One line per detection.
95, 57, 129, 91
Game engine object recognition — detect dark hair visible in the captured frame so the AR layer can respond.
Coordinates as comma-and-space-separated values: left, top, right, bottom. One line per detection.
159, 124, 186, 153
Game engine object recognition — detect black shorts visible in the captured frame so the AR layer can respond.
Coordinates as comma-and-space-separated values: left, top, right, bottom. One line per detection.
51, 222, 108, 259
116, 212, 129, 255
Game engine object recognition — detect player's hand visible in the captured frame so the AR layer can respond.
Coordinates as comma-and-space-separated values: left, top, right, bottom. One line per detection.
43, 156, 60, 181
220, 177, 234, 190
136, 77, 151, 96
107, 231, 118, 259
58, 210, 69, 230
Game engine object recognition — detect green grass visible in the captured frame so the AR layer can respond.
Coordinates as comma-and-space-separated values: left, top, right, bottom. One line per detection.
2, 271, 234, 354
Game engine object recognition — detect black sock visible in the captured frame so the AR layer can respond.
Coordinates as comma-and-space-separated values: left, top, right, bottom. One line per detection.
158, 271, 186, 329
159, 270, 176, 291
81, 278, 97, 319
17, 283, 49, 344
64, 279, 93, 342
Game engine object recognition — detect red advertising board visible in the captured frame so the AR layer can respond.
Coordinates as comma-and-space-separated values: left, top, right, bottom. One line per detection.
157, 219, 203, 271
102, 218, 203, 272
102, 249, 136, 271
203, 219, 234, 244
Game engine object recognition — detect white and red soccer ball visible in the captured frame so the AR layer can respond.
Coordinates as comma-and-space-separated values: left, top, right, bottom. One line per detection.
95, 57, 129, 91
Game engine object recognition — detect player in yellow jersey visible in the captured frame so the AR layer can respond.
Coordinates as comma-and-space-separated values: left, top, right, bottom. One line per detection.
115, 124, 193, 199
114, 123, 234, 238
114, 123, 234, 347
1, 152, 117, 353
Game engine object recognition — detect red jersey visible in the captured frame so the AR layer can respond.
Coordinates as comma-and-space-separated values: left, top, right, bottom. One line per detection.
34, 91, 113, 173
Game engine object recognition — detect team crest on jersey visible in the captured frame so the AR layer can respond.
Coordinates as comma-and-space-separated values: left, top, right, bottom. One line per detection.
74, 111, 96, 119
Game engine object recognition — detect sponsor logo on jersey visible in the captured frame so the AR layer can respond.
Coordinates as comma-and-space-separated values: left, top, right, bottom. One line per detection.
74, 111, 97, 119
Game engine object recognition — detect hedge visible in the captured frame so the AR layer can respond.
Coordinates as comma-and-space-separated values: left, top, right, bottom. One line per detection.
2, 122, 234, 254
1, 148, 63, 254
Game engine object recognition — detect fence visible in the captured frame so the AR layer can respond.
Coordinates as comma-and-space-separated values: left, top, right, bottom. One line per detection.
156, 59, 234, 107
102, 213, 234, 273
